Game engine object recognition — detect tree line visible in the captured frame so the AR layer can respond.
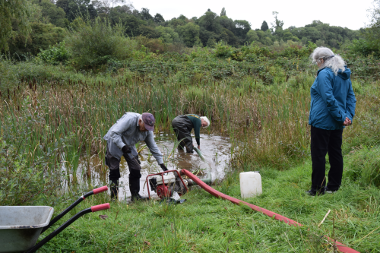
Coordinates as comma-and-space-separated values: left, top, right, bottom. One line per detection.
1, 0, 379, 58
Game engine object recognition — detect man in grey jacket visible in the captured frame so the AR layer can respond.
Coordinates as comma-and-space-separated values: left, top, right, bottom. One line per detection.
103, 112, 168, 201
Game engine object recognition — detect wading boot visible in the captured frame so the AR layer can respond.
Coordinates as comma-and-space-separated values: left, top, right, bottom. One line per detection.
129, 177, 148, 202
110, 180, 119, 201
131, 191, 149, 202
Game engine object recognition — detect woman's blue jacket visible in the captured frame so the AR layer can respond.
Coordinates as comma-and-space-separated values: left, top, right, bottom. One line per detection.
309, 67, 356, 130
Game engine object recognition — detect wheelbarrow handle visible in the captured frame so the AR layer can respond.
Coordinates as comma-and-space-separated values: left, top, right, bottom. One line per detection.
92, 186, 108, 195
91, 203, 110, 212
41, 186, 108, 234
26, 203, 110, 253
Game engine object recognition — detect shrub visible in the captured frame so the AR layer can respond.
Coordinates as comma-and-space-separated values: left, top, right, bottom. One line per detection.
7, 22, 66, 59
215, 41, 232, 58
65, 18, 138, 71
37, 41, 70, 65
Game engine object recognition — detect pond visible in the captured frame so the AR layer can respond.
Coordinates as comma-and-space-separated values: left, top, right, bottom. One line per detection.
72, 133, 232, 200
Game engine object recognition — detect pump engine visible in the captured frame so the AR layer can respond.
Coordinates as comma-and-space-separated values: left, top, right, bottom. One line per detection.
146, 170, 188, 199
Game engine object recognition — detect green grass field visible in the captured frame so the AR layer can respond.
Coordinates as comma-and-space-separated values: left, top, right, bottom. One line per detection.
39, 157, 380, 252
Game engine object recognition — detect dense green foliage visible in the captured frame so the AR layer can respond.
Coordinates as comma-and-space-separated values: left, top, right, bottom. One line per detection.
0, 0, 31, 52
37, 41, 70, 65
32, 0, 67, 27
0, 1, 366, 58
8, 22, 66, 59
65, 18, 138, 70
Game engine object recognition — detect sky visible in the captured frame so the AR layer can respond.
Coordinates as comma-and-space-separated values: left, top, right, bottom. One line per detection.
127, 0, 376, 30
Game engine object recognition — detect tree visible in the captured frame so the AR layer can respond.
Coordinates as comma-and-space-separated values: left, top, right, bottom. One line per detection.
246, 30, 259, 43
139, 25, 159, 38
198, 10, 221, 33
271, 11, 284, 33
8, 22, 66, 57
140, 8, 153, 21
154, 13, 165, 24
261, 21, 269, 31
220, 7, 226, 17
155, 26, 179, 43
177, 22, 200, 47
92, 0, 126, 16
233, 20, 251, 39
218, 16, 234, 31
363, 0, 380, 55
56, 0, 97, 22
32, 0, 66, 27
167, 16, 187, 28
0, 0, 31, 52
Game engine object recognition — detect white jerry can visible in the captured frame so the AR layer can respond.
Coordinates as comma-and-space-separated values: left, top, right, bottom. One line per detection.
240, 171, 262, 198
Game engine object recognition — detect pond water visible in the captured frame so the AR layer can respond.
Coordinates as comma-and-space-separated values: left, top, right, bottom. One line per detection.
73, 133, 232, 200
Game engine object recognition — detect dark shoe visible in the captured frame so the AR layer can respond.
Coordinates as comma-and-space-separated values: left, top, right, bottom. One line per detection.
306, 189, 325, 196
131, 193, 149, 202
306, 189, 316, 196
325, 187, 338, 194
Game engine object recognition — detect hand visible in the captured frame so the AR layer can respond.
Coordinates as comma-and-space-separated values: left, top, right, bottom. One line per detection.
160, 164, 168, 171
122, 145, 131, 155
197, 145, 200, 150
343, 117, 352, 126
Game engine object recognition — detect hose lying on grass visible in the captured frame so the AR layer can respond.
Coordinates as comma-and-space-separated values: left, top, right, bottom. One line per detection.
180, 169, 359, 253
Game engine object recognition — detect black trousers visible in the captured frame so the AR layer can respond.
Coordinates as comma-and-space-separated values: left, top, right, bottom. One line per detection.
172, 115, 194, 153
310, 126, 343, 192
105, 145, 142, 194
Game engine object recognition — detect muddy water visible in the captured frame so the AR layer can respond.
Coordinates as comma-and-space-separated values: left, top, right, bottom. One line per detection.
74, 133, 232, 200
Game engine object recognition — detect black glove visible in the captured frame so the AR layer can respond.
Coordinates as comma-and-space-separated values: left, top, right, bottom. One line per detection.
122, 145, 131, 155
160, 164, 168, 171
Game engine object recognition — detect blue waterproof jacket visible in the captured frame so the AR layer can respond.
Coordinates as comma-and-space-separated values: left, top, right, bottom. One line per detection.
309, 67, 356, 130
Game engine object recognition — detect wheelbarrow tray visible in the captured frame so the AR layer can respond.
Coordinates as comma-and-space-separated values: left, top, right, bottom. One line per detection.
0, 206, 54, 253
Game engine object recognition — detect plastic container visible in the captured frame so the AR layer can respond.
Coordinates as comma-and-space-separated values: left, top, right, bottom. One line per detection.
240, 171, 262, 198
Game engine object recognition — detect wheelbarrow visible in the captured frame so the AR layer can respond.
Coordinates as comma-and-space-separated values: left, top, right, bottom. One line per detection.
0, 186, 110, 253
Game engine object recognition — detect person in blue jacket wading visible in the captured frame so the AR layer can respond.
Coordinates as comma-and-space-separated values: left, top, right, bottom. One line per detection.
103, 112, 168, 201
307, 47, 356, 196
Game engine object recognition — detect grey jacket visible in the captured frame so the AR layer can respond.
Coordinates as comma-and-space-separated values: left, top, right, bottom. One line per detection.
103, 112, 163, 164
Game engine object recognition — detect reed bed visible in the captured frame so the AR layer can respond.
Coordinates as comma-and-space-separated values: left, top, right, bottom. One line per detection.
1, 70, 379, 202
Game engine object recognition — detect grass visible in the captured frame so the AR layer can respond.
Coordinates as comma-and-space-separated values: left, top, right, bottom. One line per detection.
38, 157, 380, 252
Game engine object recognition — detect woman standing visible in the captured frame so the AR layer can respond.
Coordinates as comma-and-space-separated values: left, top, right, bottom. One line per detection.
307, 47, 356, 196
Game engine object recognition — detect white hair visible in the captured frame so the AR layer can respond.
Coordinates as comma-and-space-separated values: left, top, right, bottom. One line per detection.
310, 47, 346, 75
200, 116, 210, 128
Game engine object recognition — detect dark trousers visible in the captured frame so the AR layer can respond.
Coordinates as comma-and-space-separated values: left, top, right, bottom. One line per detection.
105, 146, 142, 195
172, 116, 194, 153
311, 126, 343, 192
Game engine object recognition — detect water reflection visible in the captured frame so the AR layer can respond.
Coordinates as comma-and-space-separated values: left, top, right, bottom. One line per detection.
73, 133, 231, 200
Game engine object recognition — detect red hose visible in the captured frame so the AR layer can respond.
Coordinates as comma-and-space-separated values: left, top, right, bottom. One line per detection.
181, 169, 359, 253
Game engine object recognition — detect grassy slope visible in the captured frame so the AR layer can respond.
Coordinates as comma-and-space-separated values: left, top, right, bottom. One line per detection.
40, 158, 380, 252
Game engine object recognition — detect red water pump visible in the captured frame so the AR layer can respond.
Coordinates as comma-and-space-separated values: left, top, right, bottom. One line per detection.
145, 170, 188, 199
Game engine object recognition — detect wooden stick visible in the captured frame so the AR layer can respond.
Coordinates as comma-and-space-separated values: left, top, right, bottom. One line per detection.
318, 209, 331, 227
